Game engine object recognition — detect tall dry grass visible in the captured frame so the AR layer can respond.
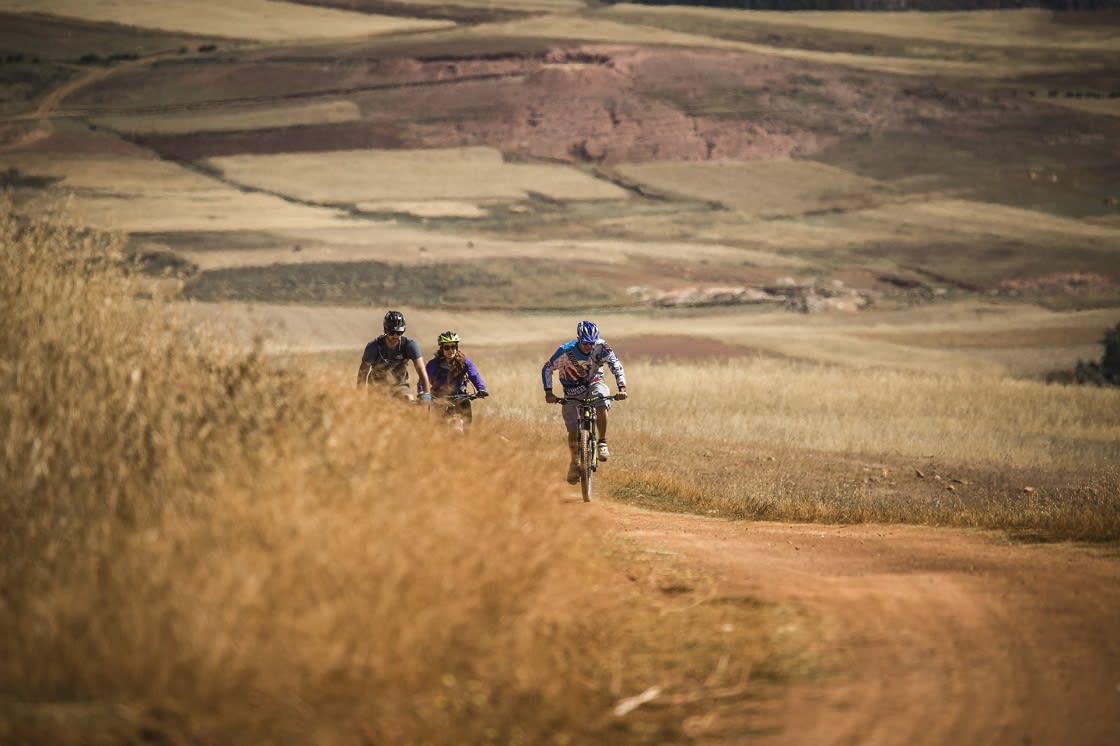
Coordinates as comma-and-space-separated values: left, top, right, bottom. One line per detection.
481, 353, 1120, 540
0, 201, 797, 744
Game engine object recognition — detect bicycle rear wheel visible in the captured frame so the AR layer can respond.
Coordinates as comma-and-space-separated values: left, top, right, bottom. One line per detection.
580, 429, 595, 502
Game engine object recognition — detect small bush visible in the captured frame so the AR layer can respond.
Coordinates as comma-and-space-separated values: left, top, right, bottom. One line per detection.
1075, 322, 1120, 386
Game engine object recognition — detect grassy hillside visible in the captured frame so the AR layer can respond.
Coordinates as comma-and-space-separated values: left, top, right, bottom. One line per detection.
3, 7, 1116, 318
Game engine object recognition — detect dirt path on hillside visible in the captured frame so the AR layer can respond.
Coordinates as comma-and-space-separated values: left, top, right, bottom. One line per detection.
601, 501, 1120, 746
0, 50, 182, 152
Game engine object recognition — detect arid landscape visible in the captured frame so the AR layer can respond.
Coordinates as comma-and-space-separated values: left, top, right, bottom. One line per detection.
2, 1, 1119, 744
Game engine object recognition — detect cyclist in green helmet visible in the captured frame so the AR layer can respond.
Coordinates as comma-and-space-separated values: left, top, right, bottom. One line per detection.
425, 330, 489, 426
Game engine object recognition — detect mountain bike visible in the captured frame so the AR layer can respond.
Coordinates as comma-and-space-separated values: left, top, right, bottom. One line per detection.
439, 392, 484, 433
555, 393, 615, 503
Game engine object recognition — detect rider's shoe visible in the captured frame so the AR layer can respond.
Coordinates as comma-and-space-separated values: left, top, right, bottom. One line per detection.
566, 463, 580, 484
597, 441, 609, 462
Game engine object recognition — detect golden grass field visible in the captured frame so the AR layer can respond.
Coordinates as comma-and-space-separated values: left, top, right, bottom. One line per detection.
92, 100, 363, 135
0, 0, 453, 41
3, 198, 1117, 744
2, 3, 1119, 743
2, 204, 826, 745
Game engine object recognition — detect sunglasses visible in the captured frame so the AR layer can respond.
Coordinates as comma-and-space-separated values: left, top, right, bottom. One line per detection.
386, 331, 403, 337
440, 344, 459, 351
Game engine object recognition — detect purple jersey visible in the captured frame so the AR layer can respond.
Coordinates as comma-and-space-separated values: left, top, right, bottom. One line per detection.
426, 355, 487, 398
541, 338, 626, 397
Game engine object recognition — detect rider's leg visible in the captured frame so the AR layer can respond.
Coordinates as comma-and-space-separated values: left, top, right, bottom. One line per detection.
595, 406, 610, 461
566, 430, 581, 483
567, 430, 580, 462
561, 398, 582, 483
596, 406, 608, 442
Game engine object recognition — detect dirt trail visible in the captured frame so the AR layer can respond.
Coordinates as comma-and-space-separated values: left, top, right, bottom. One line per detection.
0, 50, 182, 152
602, 501, 1120, 746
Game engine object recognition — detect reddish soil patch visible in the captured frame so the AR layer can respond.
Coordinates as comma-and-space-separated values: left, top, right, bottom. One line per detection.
68, 42, 1059, 168
614, 334, 771, 364
603, 501, 1120, 746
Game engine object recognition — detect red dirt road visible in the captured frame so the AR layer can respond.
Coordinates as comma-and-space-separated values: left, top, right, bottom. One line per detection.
603, 501, 1120, 746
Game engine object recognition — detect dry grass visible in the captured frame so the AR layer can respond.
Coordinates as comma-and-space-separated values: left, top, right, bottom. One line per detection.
592, 6, 1119, 77
604, 7, 1120, 52
205, 146, 631, 205
2, 153, 352, 232
92, 100, 362, 135
1, 201, 807, 744
481, 354, 1120, 541
0, 0, 452, 41
613, 160, 893, 218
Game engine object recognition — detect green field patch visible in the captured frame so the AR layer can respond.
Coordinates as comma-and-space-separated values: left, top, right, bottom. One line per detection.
93, 100, 361, 135
205, 146, 630, 205
182, 258, 627, 309
613, 160, 894, 218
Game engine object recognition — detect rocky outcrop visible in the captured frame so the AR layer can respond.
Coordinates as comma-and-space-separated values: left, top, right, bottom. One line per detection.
630, 277, 873, 312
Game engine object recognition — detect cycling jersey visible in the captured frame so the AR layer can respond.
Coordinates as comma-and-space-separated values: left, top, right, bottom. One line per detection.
357, 334, 423, 390
541, 338, 626, 397
426, 355, 487, 398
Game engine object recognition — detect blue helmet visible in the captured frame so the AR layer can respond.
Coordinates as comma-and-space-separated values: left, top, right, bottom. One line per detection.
576, 320, 599, 345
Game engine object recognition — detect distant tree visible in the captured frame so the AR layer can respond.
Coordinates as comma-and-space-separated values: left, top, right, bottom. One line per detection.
1074, 322, 1120, 386
1102, 322, 1120, 384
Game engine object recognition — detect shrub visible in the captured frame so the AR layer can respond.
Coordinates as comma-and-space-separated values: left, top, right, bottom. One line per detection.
1075, 322, 1120, 386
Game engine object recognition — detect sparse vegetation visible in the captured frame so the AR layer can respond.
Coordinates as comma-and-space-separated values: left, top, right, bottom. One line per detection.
481, 355, 1120, 541
1075, 321, 1120, 386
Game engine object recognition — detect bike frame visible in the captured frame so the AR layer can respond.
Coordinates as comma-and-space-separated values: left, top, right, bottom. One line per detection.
439, 392, 481, 433
557, 393, 615, 502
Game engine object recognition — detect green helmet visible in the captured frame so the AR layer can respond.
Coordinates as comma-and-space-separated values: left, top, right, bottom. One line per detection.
437, 330, 460, 346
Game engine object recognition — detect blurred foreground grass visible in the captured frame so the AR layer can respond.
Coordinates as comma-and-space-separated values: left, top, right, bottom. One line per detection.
0, 201, 801, 744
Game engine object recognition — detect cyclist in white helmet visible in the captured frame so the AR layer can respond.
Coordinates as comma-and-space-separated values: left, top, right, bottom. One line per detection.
357, 310, 432, 401
542, 320, 627, 485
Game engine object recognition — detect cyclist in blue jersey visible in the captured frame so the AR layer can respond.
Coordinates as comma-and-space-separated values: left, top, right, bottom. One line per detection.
425, 330, 489, 426
542, 320, 627, 484
357, 310, 432, 401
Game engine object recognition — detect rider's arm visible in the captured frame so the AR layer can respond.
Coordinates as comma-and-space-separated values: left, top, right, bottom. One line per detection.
541, 348, 562, 398
403, 338, 431, 396
356, 340, 377, 387
413, 356, 432, 396
600, 342, 627, 395
465, 357, 487, 394
425, 357, 441, 394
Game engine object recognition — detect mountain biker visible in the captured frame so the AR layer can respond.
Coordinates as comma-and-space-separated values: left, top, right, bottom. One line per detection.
356, 310, 432, 401
541, 320, 627, 485
425, 330, 489, 426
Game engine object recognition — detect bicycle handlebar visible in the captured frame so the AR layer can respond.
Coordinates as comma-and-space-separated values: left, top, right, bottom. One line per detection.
553, 394, 618, 405
443, 392, 486, 402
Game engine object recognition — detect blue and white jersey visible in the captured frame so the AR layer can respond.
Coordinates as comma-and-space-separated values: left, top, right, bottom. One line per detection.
541, 338, 626, 397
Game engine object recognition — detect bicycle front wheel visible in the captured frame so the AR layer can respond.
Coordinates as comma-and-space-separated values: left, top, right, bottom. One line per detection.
580, 430, 595, 502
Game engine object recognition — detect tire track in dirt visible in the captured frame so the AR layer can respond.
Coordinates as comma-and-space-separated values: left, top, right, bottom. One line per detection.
602, 502, 1120, 746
